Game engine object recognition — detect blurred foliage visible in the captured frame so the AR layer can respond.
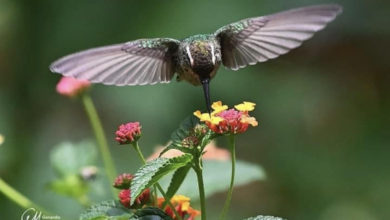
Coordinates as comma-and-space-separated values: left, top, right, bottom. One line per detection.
50, 141, 96, 176
48, 141, 100, 206
0, 0, 389, 219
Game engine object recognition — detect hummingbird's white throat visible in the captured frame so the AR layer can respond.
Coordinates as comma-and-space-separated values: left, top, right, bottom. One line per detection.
210, 44, 216, 65
185, 45, 194, 66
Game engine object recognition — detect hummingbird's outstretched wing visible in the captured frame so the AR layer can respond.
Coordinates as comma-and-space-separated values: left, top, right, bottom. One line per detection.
215, 4, 342, 70
50, 38, 179, 86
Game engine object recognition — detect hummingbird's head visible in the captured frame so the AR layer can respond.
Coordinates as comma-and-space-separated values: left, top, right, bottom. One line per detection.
184, 37, 221, 81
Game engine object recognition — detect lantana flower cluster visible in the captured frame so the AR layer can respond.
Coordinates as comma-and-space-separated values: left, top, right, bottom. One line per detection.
194, 101, 258, 134
158, 195, 200, 220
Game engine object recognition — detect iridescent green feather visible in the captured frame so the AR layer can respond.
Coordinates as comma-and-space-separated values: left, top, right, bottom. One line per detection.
138, 38, 180, 49
214, 19, 250, 35
182, 34, 214, 43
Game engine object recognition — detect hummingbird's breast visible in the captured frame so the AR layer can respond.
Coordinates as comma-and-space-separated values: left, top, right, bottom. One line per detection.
176, 35, 222, 86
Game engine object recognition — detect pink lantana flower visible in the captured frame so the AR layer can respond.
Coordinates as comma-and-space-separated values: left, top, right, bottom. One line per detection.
56, 76, 90, 97
115, 122, 142, 144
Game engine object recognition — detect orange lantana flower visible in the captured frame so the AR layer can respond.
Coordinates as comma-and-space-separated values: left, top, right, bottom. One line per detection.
158, 195, 200, 220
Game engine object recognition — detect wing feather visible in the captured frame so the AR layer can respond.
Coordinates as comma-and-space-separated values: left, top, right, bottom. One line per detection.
151, 60, 162, 82
136, 59, 156, 85
118, 58, 142, 84
215, 4, 342, 70
50, 38, 179, 86
98, 56, 136, 83
75, 54, 129, 80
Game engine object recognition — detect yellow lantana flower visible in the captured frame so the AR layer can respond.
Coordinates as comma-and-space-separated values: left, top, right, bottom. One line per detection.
211, 101, 228, 114
170, 194, 190, 203
234, 101, 256, 112
171, 195, 190, 211
241, 115, 258, 126
194, 110, 223, 125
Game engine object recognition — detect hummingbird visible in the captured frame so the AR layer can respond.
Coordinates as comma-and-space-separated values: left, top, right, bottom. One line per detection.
50, 4, 342, 113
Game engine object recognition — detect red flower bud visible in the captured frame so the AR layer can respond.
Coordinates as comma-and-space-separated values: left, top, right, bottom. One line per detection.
134, 188, 150, 206
115, 122, 142, 145
118, 188, 151, 209
113, 173, 134, 189
118, 189, 131, 208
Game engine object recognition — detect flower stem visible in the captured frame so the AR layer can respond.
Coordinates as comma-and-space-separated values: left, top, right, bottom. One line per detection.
194, 159, 207, 220
131, 142, 182, 220
82, 93, 117, 197
0, 178, 51, 215
219, 135, 236, 220
132, 142, 147, 163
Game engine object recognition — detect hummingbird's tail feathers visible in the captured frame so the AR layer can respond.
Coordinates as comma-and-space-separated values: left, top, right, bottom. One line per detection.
201, 78, 212, 115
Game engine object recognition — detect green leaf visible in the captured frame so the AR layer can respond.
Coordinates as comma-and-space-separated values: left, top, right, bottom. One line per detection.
133, 207, 173, 220
130, 154, 193, 205
160, 160, 266, 200
243, 215, 286, 220
166, 164, 192, 199
199, 130, 216, 149
80, 200, 132, 220
159, 144, 193, 158
169, 115, 199, 147
50, 141, 97, 176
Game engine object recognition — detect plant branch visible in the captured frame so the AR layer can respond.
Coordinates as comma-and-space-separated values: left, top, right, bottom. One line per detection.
82, 93, 117, 198
0, 178, 51, 215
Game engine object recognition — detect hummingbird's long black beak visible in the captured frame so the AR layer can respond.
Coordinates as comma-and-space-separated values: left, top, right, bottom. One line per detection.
201, 78, 212, 114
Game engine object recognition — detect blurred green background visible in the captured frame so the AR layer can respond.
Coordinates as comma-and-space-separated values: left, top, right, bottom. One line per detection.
1, 0, 389, 219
